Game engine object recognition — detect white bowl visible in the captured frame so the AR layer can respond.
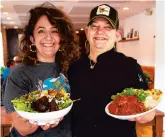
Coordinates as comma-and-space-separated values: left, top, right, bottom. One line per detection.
105, 102, 156, 120
15, 102, 73, 125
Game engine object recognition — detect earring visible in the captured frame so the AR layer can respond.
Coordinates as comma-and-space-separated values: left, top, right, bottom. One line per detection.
30, 44, 37, 52
85, 40, 90, 54
85, 40, 88, 48
58, 48, 66, 56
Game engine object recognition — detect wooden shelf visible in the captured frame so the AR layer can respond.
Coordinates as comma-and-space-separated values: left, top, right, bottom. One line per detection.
119, 38, 139, 42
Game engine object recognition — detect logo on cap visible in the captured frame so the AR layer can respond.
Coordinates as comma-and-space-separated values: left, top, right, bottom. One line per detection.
96, 5, 110, 16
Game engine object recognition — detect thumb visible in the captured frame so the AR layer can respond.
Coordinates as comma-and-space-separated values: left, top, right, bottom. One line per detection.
31, 122, 39, 131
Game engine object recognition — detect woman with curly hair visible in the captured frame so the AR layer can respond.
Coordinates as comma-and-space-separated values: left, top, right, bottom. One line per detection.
4, 2, 81, 137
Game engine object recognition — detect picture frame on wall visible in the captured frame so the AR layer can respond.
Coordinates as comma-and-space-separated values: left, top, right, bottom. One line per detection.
130, 28, 134, 38
133, 31, 139, 38
126, 32, 130, 39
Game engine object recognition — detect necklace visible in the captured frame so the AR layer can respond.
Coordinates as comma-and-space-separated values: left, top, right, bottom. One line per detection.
89, 59, 97, 69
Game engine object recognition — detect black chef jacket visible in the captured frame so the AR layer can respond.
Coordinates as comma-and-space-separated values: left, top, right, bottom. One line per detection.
68, 48, 148, 137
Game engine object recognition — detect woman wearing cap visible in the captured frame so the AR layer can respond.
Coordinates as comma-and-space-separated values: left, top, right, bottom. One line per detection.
68, 4, 155, 137
4, 2, 80, 137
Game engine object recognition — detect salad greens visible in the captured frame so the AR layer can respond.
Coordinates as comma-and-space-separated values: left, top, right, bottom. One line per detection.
11, 90, 72, 112
11, 96, 36, 112
111, 88, 149, 102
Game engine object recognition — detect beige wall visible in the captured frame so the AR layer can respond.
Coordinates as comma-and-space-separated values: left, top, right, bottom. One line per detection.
1, 25, 8, 66
117, 8, 156, 66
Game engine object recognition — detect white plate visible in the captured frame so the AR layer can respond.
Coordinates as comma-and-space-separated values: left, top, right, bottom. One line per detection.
15, 102, 73, 125
105, 102, 156, 120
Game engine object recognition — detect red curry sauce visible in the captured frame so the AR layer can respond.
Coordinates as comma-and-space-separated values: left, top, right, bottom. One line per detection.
108, 95, 148, 115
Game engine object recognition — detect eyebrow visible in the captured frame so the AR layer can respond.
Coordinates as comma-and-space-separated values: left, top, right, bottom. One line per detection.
36, 26, 57, 30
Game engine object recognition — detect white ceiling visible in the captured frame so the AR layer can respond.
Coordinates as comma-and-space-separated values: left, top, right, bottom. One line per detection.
1, 0, 155, 30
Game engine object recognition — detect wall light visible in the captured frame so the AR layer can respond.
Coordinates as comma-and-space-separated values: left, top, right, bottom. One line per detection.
3, 12, 8, 15
7, 17, 12, 20
123, 7, 129, 10
10, 21, 15, 24
14, 26, 18, 29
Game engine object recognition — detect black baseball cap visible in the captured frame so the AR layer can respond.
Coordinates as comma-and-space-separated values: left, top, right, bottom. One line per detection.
87, 4, 119, 29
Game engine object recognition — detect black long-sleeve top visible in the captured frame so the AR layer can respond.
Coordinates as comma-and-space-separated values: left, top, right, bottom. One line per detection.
68, 48, 148, 137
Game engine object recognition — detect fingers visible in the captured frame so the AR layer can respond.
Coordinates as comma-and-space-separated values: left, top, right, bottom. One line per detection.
128, 118, 135, 121
31, 122, 38, 128
50, 117, 63, 128
135, 116, 142, 121
41, 119, 61, 130
30, 122, 39, 133
41, 123, 51, 130
128, 110, 156, 124
128, 116, 142, 122
134, 117, 145, 123
50, 121, 60, 128
59, 117, 63, 121
135, 117, 147, 123
40, 117, 64, 130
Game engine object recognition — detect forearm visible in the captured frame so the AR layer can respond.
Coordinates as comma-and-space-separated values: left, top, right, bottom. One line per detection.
11, 112, 38, 136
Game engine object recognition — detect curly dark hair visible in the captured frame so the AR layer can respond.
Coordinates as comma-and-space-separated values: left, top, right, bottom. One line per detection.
20, 3, 81, 73
6, 59, 14, 68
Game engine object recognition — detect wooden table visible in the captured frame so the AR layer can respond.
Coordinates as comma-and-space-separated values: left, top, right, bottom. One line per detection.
153, 110, 164, 137
136, 109, 164, 137
1, 106, 12, 137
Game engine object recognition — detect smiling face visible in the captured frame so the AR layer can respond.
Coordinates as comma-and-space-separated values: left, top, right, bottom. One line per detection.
86, 18, 117, 55
30, 15, 61, 62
